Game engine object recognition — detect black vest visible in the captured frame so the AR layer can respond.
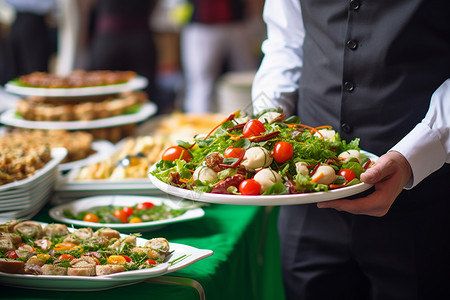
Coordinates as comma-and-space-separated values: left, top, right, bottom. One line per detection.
298, 0, 450, 157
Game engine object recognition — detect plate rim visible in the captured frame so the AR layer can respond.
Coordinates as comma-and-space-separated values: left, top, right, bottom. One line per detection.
4, 76, 148, 97
148, 150, 379, 206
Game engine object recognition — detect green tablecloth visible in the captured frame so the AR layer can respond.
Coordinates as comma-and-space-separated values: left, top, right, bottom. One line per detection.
1, 204, 285, 300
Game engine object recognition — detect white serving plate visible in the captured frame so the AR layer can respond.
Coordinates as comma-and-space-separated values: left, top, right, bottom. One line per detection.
49, 195, 205, 232
0, 102, 157, 130
58, 140, 115, 171
149, 151, 379, 206
4, 76, 148, 97
0, 224, 213, 291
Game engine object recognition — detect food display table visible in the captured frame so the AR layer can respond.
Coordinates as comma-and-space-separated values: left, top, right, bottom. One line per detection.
1, 203, 285, 300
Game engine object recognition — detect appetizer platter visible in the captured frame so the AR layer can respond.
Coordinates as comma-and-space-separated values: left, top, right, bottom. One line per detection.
0, 220, 213, 291
4, 71, 148, 97
49, 195, 205, 232
149, 110, 378, 205
0, 102, 157, 130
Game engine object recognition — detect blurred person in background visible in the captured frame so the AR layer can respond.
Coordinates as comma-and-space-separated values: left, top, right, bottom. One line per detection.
4, 0, 57, 81
179, 0, 260, 113
85, 0, 162, 112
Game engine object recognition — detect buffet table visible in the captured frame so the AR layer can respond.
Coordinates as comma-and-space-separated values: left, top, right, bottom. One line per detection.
1, 203, 285, 300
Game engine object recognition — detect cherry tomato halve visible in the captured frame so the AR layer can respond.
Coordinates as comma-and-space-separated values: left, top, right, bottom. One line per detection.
113, 209, 129, 223
242, 120, 266, 138
224, 147, 245, 159
135, 202, 155, 210
145, 259, 157, 265
273, 141, 294, 163
6, 250, 18, 259
58, 254, 75, 261
83, 213, 99, 223
161, 146, 192, 162
122, 206, 134, 216
239, 179, 262, 195
337, 169, 356, 184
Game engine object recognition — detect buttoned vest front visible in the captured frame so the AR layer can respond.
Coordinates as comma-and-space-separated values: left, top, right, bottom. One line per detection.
297, 0, 450, 156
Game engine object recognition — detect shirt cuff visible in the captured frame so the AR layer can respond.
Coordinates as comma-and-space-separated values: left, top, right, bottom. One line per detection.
390, 123, 447, 189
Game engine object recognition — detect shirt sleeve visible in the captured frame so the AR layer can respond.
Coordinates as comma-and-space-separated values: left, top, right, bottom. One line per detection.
251, 0, 305, 116
391, 79, 450, 189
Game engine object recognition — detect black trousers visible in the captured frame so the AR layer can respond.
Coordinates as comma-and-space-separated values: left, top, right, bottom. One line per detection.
278, 164, 450, 300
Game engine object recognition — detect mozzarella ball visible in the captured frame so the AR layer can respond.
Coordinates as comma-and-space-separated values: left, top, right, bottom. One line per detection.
193, 165, 218, 183
338, 149, 362, 164
258, 112, 282, 124
241, 147, 273, 170
310, 165, 336, 185
295, 161, 309, 175
253, 168, 282, 193
314, 129, 336, 141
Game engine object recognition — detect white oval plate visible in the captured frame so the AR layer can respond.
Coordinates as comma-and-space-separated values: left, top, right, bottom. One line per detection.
58, 140, 116, 171
0, 102, 157, 130
149, 151, 379, 206
4, 76, 148, 97
49, 195, 205, 232
0, 223, 213, 291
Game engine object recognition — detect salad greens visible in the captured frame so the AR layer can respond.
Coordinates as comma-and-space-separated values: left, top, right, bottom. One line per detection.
63, 203, 187, 224
150, 110, 372, 195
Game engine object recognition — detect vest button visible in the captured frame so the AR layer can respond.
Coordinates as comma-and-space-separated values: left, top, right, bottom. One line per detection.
344, 81, 355, 91
346, 40, 358, 50
341, 123, 352, 133
350, 0, 360, 10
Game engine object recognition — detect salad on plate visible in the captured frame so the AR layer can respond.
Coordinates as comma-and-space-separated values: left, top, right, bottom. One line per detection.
150, 109, 374, 196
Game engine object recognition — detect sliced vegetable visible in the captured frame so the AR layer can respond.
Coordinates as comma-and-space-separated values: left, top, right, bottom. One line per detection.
161, 146, 192, 162
242, 119, 266, 138
239, 179, 261, 195
273, 141, 294, 163
83, 213, 99, 223
113, 209, 129, 223
337, 169, 356, 184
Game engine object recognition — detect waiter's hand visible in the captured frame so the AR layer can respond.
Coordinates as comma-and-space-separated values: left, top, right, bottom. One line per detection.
317, 151, 412, 216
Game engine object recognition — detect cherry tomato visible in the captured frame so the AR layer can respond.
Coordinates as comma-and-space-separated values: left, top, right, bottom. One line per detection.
83, 213, 99, 223
122, 206, 134, 216
135, 202, 155, 210
113, 209, 129, 223
58, 254, 75, 261
273, 141, 294, 163
161, 146, 192, 162
239, 179, 262, 195
119, 255, 132, 263
338, 169, 356, 183
145, 259, 157, 265
242, 120, 266, 138
224, 147, 245, 159
129, 217, 142, 223
5, 250, 18, 259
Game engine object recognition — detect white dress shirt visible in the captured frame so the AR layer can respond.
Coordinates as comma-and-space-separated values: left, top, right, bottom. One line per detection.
251, 0, 450, 188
